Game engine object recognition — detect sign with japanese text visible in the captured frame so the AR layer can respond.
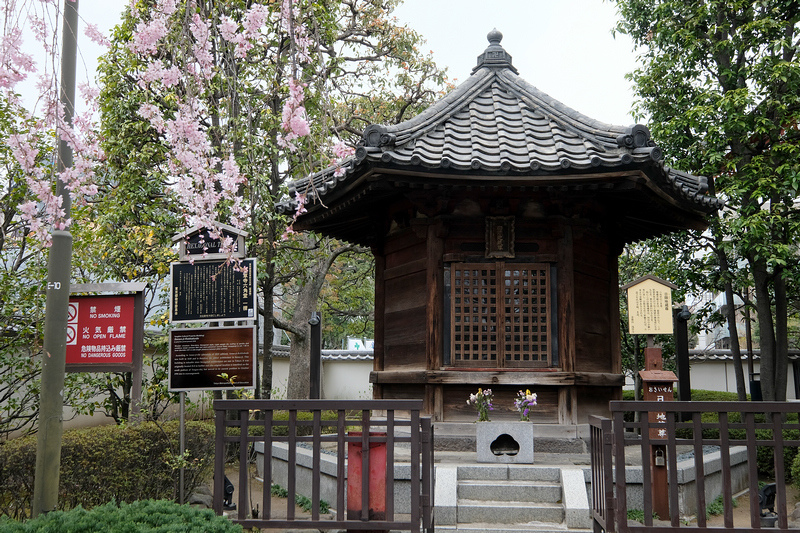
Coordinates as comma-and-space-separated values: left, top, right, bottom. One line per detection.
168, 326, 256, 391
625, 276, 675, 335
641, 370, 677, 440
170, 259, 256, 323
66, 295, 135, 365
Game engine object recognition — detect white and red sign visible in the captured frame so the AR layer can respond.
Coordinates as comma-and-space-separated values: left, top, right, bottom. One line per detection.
66, 295, 135, 365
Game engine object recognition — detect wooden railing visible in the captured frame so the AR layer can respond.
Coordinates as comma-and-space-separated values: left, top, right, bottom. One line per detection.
590, 401, 800, 532
213, 399, 434, 532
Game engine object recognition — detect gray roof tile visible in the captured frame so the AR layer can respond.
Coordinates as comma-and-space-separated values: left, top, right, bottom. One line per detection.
280, 30, 722, 224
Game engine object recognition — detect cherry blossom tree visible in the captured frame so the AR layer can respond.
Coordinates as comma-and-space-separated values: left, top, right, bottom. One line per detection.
1, 0, 102, 244
98, 0, 449, 399
0, 0, 449, 427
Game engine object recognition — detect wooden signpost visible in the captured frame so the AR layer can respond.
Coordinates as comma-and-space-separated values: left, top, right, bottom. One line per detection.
623, 275, 679, 520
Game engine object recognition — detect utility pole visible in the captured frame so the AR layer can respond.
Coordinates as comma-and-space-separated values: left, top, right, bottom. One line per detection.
32, 0, 78, 517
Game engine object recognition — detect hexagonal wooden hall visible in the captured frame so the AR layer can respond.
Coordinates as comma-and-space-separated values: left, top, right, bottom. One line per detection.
279, 30, 721, 426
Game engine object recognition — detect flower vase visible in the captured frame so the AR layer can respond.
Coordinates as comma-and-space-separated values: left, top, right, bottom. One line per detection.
476, 421, 534, 463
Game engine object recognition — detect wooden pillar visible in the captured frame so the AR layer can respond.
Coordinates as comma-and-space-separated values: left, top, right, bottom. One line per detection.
557, 221, 575, 373
426, 221, 446, 420
557, 221, 576, 424
558, 387, 578, 425
372, 252, 386, 400
608, 251, 622, 376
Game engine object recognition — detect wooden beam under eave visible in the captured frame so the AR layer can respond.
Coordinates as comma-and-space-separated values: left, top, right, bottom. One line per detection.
369, 370, 624, 387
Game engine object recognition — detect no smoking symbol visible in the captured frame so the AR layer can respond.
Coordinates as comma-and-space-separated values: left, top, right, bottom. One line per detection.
66, 302, 78, 346
67, 302, 78, 323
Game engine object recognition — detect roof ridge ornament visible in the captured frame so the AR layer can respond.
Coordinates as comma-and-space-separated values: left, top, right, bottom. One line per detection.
473, 29, 518, 74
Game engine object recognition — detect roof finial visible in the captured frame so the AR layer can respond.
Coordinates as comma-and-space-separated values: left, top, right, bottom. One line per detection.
473, 29, 517, 74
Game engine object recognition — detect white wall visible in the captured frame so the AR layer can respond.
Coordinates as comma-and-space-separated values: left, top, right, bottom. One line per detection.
689, 359, 798, 399
271, 356, 373, 399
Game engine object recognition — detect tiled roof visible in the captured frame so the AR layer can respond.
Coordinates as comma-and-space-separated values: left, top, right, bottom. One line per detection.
689, 350, 800, 362
271, 345, 373, 361
278, 30, 722, 238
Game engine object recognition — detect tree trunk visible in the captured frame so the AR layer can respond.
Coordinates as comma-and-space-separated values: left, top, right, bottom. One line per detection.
282, 241, 361, 398
713, 230, 747, 400
260, 281, 274, 399
286, 323, 311, 399
774, 268, 789, 401
750, 257, 777, 400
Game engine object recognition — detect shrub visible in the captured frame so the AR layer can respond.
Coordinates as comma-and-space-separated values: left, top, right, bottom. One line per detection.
0, 421, 214, 520
0, 499, 241, 532
791, 453, 800, 491
706, 493, 736, 518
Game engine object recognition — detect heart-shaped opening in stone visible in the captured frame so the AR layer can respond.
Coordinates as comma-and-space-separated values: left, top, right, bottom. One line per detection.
490, 433, 520, 456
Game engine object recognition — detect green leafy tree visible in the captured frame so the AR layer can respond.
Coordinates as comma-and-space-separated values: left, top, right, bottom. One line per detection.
614, 0, 800, 400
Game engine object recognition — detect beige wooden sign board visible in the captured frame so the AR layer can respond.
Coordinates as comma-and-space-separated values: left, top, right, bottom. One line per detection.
623, 275, 677, 335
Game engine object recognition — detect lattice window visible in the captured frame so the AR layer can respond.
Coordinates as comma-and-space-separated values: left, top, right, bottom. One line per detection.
502, 266, 551, 368
450, 263, 552, 368
451, 265, 499, 366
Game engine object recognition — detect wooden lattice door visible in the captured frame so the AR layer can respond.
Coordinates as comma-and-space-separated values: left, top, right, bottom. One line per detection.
450, 263, 552, 368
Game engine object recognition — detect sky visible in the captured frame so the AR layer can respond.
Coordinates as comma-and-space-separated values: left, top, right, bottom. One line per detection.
392, 0, 641, 125
66, 0, 641, 125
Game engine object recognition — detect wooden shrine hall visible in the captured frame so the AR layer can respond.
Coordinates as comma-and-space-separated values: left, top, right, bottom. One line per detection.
278, 30, 721, 425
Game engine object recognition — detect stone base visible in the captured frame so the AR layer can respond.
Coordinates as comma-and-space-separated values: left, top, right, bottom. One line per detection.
476, 421, 534, 463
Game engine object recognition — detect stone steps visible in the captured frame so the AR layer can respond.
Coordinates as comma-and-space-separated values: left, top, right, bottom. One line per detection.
457, 479, 562, 503
434, 464, 591, 532
457, 499, 566, 524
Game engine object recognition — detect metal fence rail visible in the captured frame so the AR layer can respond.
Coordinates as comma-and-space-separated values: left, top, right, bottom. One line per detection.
213, 399, 434, 532
590, 401, 800, 532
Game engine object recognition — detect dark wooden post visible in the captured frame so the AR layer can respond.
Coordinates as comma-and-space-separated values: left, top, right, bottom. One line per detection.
425, 221, 446, 420
309, 312, 321, 399
640, 346, 677, 520
674, 306, 691, 403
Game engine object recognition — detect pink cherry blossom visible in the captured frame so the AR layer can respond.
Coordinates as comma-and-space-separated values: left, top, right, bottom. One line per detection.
83, 23, 110, 47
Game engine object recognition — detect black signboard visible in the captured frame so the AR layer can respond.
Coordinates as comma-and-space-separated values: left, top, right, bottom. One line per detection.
170, 259, 256, 323
185, 228, 241, 257
169, 326, 256, 391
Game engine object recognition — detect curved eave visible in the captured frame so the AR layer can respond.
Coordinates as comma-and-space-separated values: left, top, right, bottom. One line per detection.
279, 156, 721, 222
281, 162, 720, 248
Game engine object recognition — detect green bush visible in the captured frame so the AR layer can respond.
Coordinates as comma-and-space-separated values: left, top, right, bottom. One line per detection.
706, 493, 736, 518
0, 421, 214, 520
0, 499, 241, 532
791, 452, 800, 491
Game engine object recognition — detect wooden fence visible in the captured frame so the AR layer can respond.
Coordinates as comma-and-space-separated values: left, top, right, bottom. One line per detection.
590, 401, 800, 532
213, 399, 434, 532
